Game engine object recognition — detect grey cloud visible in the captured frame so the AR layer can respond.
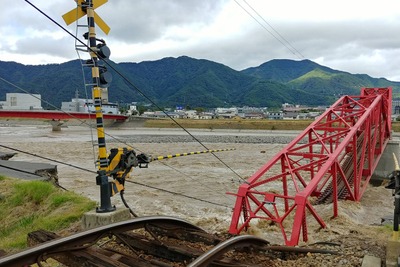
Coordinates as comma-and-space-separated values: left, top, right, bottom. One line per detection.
9, 35, 75, 60
2, 1, 400, 81
101, 0, 227, 42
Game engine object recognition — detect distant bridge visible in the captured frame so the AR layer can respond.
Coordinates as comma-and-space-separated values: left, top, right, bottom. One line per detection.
0, 110, 128, 121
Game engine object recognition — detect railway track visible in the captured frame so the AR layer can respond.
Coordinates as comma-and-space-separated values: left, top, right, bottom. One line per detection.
0, 216, 338, 267
316, 130, 370, 204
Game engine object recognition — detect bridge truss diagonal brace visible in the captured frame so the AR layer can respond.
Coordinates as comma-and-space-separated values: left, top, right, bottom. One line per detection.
228, 87, 392, 246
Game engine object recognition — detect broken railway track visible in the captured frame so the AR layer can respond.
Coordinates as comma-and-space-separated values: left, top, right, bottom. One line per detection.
0, 216, 338, 267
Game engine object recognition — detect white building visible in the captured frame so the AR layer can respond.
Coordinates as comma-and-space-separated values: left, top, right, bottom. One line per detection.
267, 111, 283, 120
126, 104, 138, 116
0, 93, 42, 110
215, 107, 238, 118
61, 98, 86, 112
61, 98, 119, 114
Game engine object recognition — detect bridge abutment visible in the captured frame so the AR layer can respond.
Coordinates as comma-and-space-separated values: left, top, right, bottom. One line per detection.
371, 140, 400, 186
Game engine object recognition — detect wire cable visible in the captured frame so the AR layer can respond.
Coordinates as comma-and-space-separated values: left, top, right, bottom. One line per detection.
24, 0, 247, 184
0, 76, 239, 205
0, 76, 243, 214
241, 0, 305, 58
0, 162, 43, 177
0, 144, 96, 174
0, 76, 141, 153
126, 180, 232, 209
234, 0, 304, 59
19, 1, 251, 212
0, 143, 234, 209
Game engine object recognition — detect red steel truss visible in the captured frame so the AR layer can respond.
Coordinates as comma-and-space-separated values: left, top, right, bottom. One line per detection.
229, 87, 392, 246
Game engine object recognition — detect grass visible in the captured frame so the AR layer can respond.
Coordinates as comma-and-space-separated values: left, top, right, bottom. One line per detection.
144, 118, 313, 131
0, 177, 96, 252
392, 122, 400, 132
145, 118, 400, 132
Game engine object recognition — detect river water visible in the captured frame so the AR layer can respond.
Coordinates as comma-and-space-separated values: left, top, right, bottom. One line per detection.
0, 124, 395, 244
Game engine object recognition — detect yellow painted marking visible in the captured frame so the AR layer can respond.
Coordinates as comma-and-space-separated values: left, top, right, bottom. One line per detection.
393, 153, 399, 170
393, 231, 399, 241
92, 67, 99, 77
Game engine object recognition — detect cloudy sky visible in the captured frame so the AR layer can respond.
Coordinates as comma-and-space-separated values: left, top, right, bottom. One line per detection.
2, 0, 400, 81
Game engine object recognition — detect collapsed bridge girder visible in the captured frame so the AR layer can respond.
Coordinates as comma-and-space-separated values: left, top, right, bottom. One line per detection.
229, 87, 392, 246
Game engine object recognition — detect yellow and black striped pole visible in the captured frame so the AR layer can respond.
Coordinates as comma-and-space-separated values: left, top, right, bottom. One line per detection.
63, 0, 114, 212
85, 0, 114, 213
150, 148, 236, 162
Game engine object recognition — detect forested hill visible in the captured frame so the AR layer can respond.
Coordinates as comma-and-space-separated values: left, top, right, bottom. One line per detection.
0, 56, 399, 109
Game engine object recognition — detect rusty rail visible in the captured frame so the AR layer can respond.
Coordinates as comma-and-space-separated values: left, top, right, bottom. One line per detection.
0, 215, 339, 266
0, 216, 203, 267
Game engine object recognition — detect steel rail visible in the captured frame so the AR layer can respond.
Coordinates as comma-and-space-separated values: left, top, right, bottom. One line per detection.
188, 235, 339, 267
0, 216, 204, 267
188, 235, 270, 267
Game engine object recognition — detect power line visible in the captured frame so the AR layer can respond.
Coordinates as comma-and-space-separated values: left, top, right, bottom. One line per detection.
126, 180, 232, 209
24, 0, 246, 184
242, 0, 305, 58
234, 0, 304, 59
7, 1, 246, 210
0, 75, 238, 207
0, 143, 232, 209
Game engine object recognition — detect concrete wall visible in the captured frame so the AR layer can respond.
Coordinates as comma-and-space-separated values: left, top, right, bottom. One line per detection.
371, 140, 400, 186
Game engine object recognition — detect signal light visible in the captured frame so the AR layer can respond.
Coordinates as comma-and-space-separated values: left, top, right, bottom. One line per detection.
99, 66, 112, 87
97, 43, 111, 59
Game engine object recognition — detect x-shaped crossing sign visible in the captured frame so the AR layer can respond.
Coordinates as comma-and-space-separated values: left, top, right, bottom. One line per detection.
62, 0, 110, 35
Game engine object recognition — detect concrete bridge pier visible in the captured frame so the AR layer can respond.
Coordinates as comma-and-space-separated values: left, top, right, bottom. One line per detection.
371, 140, 400, 186
49, 119, 64, 131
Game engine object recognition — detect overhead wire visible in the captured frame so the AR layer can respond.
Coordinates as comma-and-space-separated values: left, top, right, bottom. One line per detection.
242, 0, 305, 59
0, 76, 140, 154
125, 180, 232, 208
0, 144, 96, 174
0, 77, 237, 207
0, 161, 68, 191
0, 77, 236, 211
24, 0, 246, 185
233, 0, 304, 60
0, 143, 232, 209
4, 1, 247, 212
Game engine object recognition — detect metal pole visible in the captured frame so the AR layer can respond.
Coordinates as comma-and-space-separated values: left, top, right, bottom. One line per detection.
84, 0, 114, 212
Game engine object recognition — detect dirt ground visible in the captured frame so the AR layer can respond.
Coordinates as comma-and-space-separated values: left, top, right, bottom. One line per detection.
0, 123, 397, 265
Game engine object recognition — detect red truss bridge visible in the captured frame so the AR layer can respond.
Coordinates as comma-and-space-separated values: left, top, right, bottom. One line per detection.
229, 87, 392, 246
0, 110, 128, 121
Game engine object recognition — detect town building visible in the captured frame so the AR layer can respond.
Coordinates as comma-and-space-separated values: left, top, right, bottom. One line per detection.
0, 93, 43, 110
61, 98, 119, 114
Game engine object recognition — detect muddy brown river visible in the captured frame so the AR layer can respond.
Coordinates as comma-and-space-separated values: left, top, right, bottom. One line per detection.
0, 124, 396, 246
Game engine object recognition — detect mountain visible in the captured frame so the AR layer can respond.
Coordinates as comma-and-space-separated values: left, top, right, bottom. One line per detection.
0, 57, 399, 109
241, 59, 341, 83
242, 59, 400, 99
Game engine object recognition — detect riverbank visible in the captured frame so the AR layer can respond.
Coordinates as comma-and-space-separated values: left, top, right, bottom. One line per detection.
3, 117, 400, 132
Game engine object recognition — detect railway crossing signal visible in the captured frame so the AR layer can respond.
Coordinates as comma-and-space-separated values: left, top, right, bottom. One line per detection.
62, 0, 114, 212
62, 0, 110, 35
